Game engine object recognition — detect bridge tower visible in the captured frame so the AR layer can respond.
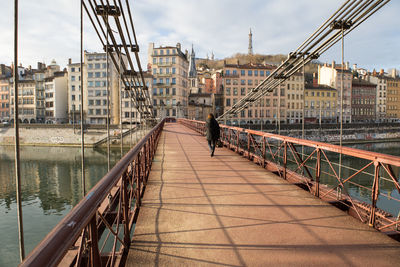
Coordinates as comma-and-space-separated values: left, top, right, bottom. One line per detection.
248, 28, 253, 55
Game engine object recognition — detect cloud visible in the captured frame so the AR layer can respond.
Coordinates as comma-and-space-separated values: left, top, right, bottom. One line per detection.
0, 0, 398, 71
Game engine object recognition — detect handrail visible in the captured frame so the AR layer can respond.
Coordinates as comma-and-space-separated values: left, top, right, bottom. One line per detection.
21, 119, 166, 267
178, 118, 400, 234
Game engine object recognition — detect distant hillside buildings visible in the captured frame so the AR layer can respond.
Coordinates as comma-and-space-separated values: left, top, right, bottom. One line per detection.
1, 45, 400, 125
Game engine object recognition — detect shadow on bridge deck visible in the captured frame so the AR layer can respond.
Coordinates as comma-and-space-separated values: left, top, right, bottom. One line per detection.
125, 122, 400, 266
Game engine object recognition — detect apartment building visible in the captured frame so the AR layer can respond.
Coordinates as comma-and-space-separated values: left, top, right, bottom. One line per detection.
222, 62, 276, 124
318, 62, 352, 123
285, 72, 304, 123
0, 78, 10, 121
304, 84, 337, 123
120, 71, 153, 124
351, 78, 376, 122
148, 43, 189, 118
387, 77, 400, 120
44, 70, 68, 123
67, 51, 124, 125
363, 72, 387, 122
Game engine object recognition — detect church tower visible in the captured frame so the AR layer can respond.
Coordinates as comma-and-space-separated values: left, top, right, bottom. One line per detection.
248, 28, 253, 55
188, 45, 198, 94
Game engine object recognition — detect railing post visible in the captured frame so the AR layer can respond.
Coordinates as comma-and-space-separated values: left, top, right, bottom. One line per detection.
236, 130, 240, 153
369, 161, 380, 227
136, 153, 141, 207
247, 133, 251, 159
315, 148, 321, 197
122, 172, 130, 249
262, 136, 266, 168
89, 215, 101, 267
283, 141, 287, 180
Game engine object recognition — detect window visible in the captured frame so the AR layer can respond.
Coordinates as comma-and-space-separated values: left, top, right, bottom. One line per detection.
172, 88, 176, 95
166, 88, 170, 95
260, 70, 264, 76
172, 68, 176, 74
233, 88, 238, 95
226, 98, 231, 106
233, 70, 237, 75
172, 78, 176, 84
241, 70, 245, 76
153, 58, 157, 64
225, 70, 230, 76
248, 80, 253, 85
159, 88, 164, 95
96, 109, 101, 115
71, 95, 75, 101
248, 70, 252, 76
89, 100, 94, 106
71, 76, 75, 81
95, 90, 101, 96
153, 88, 157, 95
254, 70, 258, 76
241, 79, 245, 85
241, 88, 246, 95
88, 81, 94, 87
88, 64, 93, 69
72, 85, 75, 91
95, 72, 101, 78
226, 87, 231, 95
172, 57, 176, 64
153, 69, 157, 75
95, 63, 100, 69
96, 99, 101, 106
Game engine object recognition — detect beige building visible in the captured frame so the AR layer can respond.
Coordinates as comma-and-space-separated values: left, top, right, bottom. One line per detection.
387, 77, 400, 120
222, 62, 304, 125
148, 43, 189, 118
121, 71, 153, 124
318, 62, 352, 123
305, 84, 337, 123
67, 51, 126, 125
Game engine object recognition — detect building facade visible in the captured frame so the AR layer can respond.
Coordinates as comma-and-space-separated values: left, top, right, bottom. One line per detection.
318, 62, 352, 123
67, 52, 124, 125
148, 43, 189, 118
0, 78, 10, 121
363, 74, 387, 122
44, 71, 68, 123
121, 71, 153, 124
304, 84, 337, 123
351, 79, 376, 122
387, 77, 400, 120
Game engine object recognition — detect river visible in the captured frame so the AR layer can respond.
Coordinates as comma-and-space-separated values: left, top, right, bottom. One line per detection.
0, 142, 399, 266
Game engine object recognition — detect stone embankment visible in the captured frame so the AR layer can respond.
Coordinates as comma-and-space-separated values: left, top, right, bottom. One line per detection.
0, 124, 141, 147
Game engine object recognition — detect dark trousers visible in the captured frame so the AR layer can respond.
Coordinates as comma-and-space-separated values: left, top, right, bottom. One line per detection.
208, 139, 216, 153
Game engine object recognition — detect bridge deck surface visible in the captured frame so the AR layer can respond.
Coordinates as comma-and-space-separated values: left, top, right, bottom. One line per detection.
126, 123, 400, 266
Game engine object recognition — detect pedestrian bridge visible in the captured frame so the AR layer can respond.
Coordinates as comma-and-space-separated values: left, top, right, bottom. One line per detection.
21, 119, 400, 266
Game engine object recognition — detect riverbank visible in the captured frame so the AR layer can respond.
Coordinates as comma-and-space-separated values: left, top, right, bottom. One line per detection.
0, 125, 145, 148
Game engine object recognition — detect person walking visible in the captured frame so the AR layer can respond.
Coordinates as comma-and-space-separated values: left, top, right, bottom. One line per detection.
205, 113, 220, 157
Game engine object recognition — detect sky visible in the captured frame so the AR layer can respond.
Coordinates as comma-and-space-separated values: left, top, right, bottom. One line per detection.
0, 0, 399, 72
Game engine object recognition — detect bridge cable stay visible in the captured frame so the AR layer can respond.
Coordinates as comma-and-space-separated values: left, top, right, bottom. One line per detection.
217, 0, 391, 122
13, 0, 25, 262
82, 0, 154, 122
106, 15, 111, 171
80, 0, 87, 195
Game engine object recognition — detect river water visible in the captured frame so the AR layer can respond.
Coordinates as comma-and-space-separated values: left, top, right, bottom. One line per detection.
0, 142, 399, 266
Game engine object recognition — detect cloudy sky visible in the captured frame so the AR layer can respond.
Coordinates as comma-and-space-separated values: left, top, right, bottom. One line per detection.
1, 0, 399, 71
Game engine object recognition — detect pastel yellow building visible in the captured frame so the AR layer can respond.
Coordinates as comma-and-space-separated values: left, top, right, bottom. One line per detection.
304, 84, 337, 123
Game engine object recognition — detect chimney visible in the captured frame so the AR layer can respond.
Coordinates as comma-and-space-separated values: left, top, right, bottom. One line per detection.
332, 60, 335, 68
392, 69, 397, 78
345, 61, 349, 70
380, 69, 384, 75
68, 58, 72, 65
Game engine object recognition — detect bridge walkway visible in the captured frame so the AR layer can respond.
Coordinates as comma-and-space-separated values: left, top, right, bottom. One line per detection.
126, 122, 400, 266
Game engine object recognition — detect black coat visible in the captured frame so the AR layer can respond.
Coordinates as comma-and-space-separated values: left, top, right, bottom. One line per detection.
206, 118, 220, 141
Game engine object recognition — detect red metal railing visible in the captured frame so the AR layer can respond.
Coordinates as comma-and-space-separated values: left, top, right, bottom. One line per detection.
179, 118, 400, 237
21, 119, 165, 267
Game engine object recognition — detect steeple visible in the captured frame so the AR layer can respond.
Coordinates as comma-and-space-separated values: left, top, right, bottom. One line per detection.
188, 44, 198, 93
188, 44, 197, 78
248, 28, 253, 55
